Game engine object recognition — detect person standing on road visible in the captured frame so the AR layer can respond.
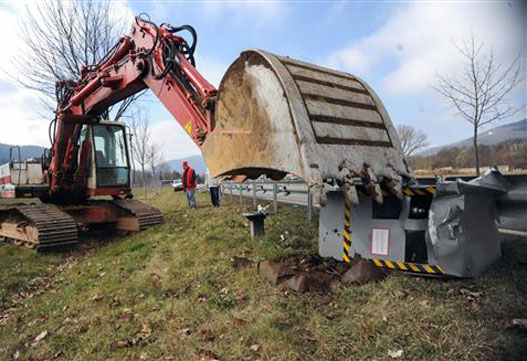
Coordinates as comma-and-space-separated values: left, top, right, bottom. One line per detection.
182, 161, 197, 208
205, 170, 221, 207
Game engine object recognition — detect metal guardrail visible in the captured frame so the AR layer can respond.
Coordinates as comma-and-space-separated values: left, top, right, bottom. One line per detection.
221, 174, 527, 230
221, 180, 315, 221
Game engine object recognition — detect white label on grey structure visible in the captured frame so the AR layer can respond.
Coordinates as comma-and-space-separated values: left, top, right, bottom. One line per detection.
371, 228, 390, 256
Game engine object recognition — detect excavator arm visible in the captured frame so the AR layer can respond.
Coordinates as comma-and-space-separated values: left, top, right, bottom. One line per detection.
49, 15, 216, 196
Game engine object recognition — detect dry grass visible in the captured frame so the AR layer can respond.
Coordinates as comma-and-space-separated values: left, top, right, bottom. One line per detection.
0, 189, 525, 360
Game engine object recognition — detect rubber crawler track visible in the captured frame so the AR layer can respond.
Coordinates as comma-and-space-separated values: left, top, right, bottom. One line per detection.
112, 199, 164, 230
0, 204, 78, 251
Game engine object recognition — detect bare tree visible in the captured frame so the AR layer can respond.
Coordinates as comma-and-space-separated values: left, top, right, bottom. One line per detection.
434, 35, 523, 175
147, 143, 164, 194
128, 109, 151, 200
13, 0, 140, 119
397, 124, 429, 158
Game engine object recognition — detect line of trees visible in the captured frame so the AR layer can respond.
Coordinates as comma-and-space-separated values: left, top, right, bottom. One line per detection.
410, 138, 527, 171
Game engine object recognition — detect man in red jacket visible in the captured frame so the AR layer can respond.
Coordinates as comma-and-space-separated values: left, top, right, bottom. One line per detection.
181, 161, 197, 208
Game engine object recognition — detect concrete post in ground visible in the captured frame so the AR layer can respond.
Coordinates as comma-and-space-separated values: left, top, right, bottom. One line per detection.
243, 212, 267, 239
273, 183, 278, 214
239, 184, 243, 205
307, 190, 313, 222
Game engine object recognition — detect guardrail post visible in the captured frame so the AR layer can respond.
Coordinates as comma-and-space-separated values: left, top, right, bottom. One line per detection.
239, 184, 243, 205
273, 183, 278, 214
229, 184, 233, 203
307, 189, 313, 222
252, 181, 257, 209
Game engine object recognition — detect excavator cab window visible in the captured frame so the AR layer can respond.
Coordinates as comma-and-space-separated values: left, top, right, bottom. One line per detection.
92, 124, 130, 188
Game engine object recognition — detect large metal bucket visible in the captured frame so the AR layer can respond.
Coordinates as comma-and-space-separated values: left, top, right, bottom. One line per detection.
202, 50, 411, 203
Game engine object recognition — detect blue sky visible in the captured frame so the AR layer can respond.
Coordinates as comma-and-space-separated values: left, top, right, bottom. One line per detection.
0, 1, 525, 160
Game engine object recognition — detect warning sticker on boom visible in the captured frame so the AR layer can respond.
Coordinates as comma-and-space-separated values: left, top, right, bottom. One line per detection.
184, 122, 193, 135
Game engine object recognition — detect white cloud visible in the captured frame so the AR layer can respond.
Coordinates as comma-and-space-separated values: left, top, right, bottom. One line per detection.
0, 86, 50, 146
149, 119, 201, 160
0, 2, 49, 146
325, 2, 526, 95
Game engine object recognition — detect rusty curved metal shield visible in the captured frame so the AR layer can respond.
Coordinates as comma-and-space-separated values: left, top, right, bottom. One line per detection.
202, 50, 411, 199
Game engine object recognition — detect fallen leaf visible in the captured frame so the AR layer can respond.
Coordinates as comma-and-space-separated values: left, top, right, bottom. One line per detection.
179, 328, 191, 337
131, 324, 153, 345
201, 328, 215, 342
235, 292, 248, 301
391, 290, 408, 299
388, 349, 403, 358
111, 297, 121, 307
198, 348, 221, 361
231, 256, 253, 269
234, 318, 247, 327
220, 287, 229, 294
242, 247, 252, 255
116, 340, 130, 348
250, 344, 261, 353
460, 288, 483, 299
53, 350, 63, 359
141, 324, 152, 338
121, 309, 133, 321
34, 330, 48, 342
169, 318, 180, 329
13, 351, 20, 360
91, 294, 103, 302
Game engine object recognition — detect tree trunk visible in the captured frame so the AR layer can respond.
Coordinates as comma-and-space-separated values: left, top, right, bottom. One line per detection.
473, 127, 480, 176
141, 165, 147, 201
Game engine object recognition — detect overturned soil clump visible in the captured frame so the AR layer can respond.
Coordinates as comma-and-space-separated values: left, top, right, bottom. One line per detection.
256, 253, 384, 292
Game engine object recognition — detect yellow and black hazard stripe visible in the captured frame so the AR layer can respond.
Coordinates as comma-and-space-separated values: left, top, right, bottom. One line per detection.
402, 186, 436, 196
342, 199, 352, 263
369, 258, 444, 275
377, 186, 436, 197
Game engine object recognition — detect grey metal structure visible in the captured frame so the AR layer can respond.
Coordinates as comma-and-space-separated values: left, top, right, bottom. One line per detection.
318, 169, 521, 277
223, 169, 526, 277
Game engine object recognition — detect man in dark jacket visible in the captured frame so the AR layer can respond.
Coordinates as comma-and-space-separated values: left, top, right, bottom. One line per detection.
181, 161, 197, 208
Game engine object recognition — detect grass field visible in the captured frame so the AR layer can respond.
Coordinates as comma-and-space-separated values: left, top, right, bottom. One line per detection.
0, 189, 526, 361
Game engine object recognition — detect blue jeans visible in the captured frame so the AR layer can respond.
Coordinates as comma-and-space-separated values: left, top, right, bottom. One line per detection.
210, 186, 221, 207
185, 189, 196, 208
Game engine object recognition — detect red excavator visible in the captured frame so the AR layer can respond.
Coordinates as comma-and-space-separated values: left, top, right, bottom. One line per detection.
0, 14, 410, 251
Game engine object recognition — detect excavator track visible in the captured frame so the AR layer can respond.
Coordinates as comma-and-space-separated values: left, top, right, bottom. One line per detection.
0, 204, 78, 251
112, 199, 164, 231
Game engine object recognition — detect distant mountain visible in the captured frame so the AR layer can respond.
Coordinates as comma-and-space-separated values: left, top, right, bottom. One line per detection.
162, 154, 207, 175
418, 118, 527, 156
0, 143, 46, 165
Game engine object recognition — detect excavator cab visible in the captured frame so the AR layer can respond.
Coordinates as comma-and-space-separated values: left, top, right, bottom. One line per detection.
78, 121, 131, 197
